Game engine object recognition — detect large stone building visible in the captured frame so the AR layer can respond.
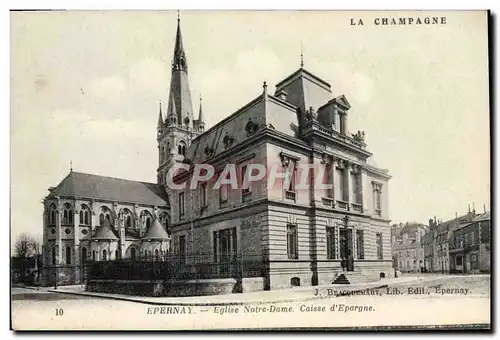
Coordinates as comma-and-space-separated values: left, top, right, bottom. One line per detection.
42, 16, 393, 289
391, 222, 427, 273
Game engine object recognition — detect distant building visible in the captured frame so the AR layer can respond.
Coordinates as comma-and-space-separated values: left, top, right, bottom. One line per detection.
391, 223, 427, 273
421, 209, 480, 273
449, 211, 490, 274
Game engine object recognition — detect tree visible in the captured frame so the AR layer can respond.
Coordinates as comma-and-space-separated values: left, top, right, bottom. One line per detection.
14, 233, 40, 259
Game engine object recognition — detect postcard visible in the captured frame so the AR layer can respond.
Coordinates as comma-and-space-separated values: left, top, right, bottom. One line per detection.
10, 10, 491, 331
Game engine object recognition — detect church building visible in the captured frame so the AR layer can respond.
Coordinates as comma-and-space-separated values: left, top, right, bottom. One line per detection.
42, 15, 392, 289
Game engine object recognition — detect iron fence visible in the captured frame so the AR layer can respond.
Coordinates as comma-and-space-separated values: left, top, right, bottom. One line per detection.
86, 252, 265, 281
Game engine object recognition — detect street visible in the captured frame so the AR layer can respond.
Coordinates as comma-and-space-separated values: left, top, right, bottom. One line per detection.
11, 274, 490, 330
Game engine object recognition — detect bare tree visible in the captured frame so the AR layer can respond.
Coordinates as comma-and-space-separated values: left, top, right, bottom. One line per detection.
14, 233, 39, 258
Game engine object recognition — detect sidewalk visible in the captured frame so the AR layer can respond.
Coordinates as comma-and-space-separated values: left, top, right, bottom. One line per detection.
49, 275, 446, 306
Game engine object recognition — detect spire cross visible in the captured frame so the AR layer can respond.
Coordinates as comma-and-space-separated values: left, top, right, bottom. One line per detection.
177, 10, 180, 22
70, 160, 73, 172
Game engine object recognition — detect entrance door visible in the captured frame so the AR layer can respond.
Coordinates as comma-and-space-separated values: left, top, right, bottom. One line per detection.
339, 228, 354, 271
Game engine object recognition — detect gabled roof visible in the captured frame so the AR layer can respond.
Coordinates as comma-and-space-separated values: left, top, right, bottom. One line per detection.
93, 219, 119, 240
48, 171, 170, 207
142, 219, 170, 240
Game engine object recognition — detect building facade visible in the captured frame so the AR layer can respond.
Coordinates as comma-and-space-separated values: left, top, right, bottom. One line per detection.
41, 173, 171, 285
162, 18, 393, 290
449, 211, 490, 274
391, 223, 427, 273
421, 209, 481, 273
42, 16, 393, 289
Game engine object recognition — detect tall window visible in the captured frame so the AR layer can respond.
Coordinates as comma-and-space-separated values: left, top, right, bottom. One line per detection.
285, 165, 296, 192
177, 141, 186, 156
79, 205, 90, 225
337, 168, 347, 201
373, 183, 382, 216
326, 227, 336, 259
65, 246, 71, 264
218, 172, 229, 207
241, 165, 250, 195
102, 250, 107, 261
126, 216, 132, 228
115, 250, 119, 260
92, 250, 96, 261
99, 213, 104, 225
131, 247, 136, 261
351, 173, 362, 204
179, 192, 185, 218
63, 203, 73, 225
356, 230, 364, 259
200, 182, 208, 209
376, 233, 383, 259
155, 249, 159, 261
287, 224, 298, 259
325, 163, 334, 199
213, 227, 237, 262
49, 205, 56, 225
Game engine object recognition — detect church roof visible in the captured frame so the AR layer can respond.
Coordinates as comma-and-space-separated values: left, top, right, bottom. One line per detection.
142, 219, 170, 240
49, 171, 170, 207
93, 219, 119, 240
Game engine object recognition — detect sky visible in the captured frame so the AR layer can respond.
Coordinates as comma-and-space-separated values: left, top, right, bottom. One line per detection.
10, 10, 490, 243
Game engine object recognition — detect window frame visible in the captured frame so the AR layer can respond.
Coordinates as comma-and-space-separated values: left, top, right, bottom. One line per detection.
286, 224, 299, 260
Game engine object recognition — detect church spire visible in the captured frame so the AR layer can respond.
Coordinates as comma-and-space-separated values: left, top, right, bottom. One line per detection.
166, 12, 194, 129
172, 11, 187, 73
157, 100, 164, 128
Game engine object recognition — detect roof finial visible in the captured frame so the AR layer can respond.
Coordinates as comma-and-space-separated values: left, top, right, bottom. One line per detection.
177, 10, 180, 22
300, 40, 304, 68
70, 160, 73, 172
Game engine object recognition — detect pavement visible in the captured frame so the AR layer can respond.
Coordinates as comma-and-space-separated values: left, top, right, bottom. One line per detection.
46, 274, 455, 306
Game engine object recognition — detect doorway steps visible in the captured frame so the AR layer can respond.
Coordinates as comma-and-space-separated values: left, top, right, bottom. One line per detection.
332, 271, 378, 285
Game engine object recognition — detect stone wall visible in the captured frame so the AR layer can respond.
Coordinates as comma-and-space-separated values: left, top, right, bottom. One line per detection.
86, 277, 264, 297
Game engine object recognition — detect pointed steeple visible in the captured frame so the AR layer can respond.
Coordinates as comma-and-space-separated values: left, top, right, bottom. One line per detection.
172, 12, 187, 73
167, 12, 194, 129
157, 100, 164, 128
166, 93, 177, 126
195, 95, 205, 132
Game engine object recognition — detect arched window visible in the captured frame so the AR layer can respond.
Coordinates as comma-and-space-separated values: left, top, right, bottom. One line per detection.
51, 247, 56, 265
63, 203, 72, 225
82, 247, 87, 263
48, 204, 57, 225
99, 213, 104, 225
106, 214, 111, 222
131, 247, 136, 261
92, 250, 96, 261
146, 217, 151, 229
115, 250, 119, 260
144, 249, 148, 259
102, 250, 107, 261
178, 141, 186, 156
126, 216, 132, 228
155, 249, 159, 261
65, 246, 71, 264
80, 205, 91, 226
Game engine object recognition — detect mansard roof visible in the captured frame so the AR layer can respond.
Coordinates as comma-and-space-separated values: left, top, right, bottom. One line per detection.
142, 219, 170, 240
48, 171, 170, 207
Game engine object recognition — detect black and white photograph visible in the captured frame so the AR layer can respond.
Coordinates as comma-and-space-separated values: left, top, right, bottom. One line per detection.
9, 9, 491, 330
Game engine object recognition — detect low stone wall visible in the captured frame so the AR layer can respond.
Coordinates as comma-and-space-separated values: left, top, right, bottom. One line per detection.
86, 277, 265, 297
